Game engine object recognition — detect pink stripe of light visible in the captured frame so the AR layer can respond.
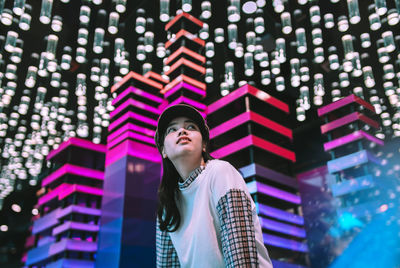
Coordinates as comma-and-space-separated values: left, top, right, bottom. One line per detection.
167, 95, 207, 111
211, 135, 295, 162
105, 139, 161, 167
321, 112, 379, 134
42, 164, 104, 187
110, 98, 161, 119
112, 86, 163, 106
108, 111, 158, 132
207, 84, 289, 115
107, 130, 155, 150
323, 130, 384, 151
164, 82, 206, 99
47, 138, 106, 161
317, 94, 375, 117
210, 111, 292, 140
107, 122, 155, 143
58, 184, 103, 200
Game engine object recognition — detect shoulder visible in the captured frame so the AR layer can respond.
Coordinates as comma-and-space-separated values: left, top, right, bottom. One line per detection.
207, 159, 239, 174
207, 159, 247, 195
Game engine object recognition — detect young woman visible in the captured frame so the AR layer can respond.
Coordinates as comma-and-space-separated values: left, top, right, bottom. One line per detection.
155, 104, 272, 268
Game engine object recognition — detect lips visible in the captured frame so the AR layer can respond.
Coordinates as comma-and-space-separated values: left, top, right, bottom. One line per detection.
177, 137, 191, 144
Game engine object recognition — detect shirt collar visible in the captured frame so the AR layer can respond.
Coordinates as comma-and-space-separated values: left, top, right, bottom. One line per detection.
178, 162, 208, 190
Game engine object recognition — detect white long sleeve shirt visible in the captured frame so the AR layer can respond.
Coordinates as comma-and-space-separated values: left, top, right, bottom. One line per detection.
156, 159, 273, 268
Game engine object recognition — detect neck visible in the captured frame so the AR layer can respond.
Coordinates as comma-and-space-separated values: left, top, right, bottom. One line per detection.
171, 155, 205, 180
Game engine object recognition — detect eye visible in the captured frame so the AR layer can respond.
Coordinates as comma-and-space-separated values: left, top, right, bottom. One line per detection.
187, 124, 196, 130
166, 127, 176, 134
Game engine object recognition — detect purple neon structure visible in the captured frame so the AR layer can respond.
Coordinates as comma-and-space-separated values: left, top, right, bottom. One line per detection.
317, 94, 385, 223
207, 83, 307, 265
26, 138, 105, 267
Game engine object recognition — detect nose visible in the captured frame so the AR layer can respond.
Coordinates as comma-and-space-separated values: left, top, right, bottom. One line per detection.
177, 127, 188, 136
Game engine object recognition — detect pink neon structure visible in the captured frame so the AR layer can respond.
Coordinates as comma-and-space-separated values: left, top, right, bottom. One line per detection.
317, 94, 375, 117
110, 98, 161, 119
107, 122, 155, 144
108, 110, 158, 132
47, 138, 106, 161
210, 111, 293, 140
105, 139, 161, 167
211, 134, 296, 162
320, 112, 379, 134
112, 86, 163, 106
38, 183, 103, 206
207, 84, 289, 115
42, 164, 104, 187
164, 82, 206, 99
323, 130, 384, 151
107, 130, 156, 150
167, 95, 207, 112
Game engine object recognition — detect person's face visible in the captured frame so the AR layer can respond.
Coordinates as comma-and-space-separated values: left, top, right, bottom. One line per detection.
161, 116, 205, 161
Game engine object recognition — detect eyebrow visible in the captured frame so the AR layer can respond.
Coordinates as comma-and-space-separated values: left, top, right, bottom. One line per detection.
166, 120, 196, 128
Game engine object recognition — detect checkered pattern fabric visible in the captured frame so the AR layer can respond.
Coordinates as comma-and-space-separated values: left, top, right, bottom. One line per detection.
156, 218, 180, 267
217, 189, 259, 268
178, 164, 206, 189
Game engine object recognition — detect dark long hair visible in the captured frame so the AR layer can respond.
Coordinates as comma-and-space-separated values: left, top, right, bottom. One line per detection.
157, 149, 214, 232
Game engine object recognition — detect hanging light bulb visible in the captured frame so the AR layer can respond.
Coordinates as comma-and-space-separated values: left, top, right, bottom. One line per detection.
205, 62, 214, 84
360, 33, 371, 48
254, 10, 265, 34
45, 34, 58, 60
312, 28, 323, 46
224, 61, 235, 86
337, 15, 349, 32
281, 12, 292, 34
61, 46, 72, 70
331, 82, 341, 102
201, 1, 212, 19
108, 12, 119, 34
347, 0, 361, 24
144, 31, 154, 52
5, 31, 18, 53
275, 76, 285, 91
296, 100, 306, 121
244, 52, 254, 76
116, 0, 127, 13
290, 58, 300, 87
19, 4, 32, 31
299, 86, 311, 110
261, 70, 271, 85
200, 23, 209, 40
296, 28, 307, 54
205, 42, 215, 58
375, 0, 387, 15
136, 9, 146, 34
382, 31, 396, 52
39, 0, 53, 24
324, 13, 335, 28
368, 4, 381, 30
339, 72, 350, 88
313, 73, 325, 97
275, 38, 286, 63
310, 5, 321, 24
363, 66, 376, 88
220, 82, 230, 96
234, 43, 244, 58
246, 31, 256, 52
215, 28, 225, 43
377, 39, 390, 63
160, 0, 170, 22
227, 4, 240, 22
93, 28, 105, 54
387, 9, 400, 25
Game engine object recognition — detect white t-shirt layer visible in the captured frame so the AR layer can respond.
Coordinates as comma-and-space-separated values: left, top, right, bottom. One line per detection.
169, 159, 273, 267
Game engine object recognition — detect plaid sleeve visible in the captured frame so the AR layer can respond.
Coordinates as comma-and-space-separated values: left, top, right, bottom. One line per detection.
156, 218, 180, 267
217, 189, 259, 268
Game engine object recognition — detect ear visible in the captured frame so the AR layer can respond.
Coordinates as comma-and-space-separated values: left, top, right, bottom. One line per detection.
161, 147, 167, 159
202, 142, 206, 152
